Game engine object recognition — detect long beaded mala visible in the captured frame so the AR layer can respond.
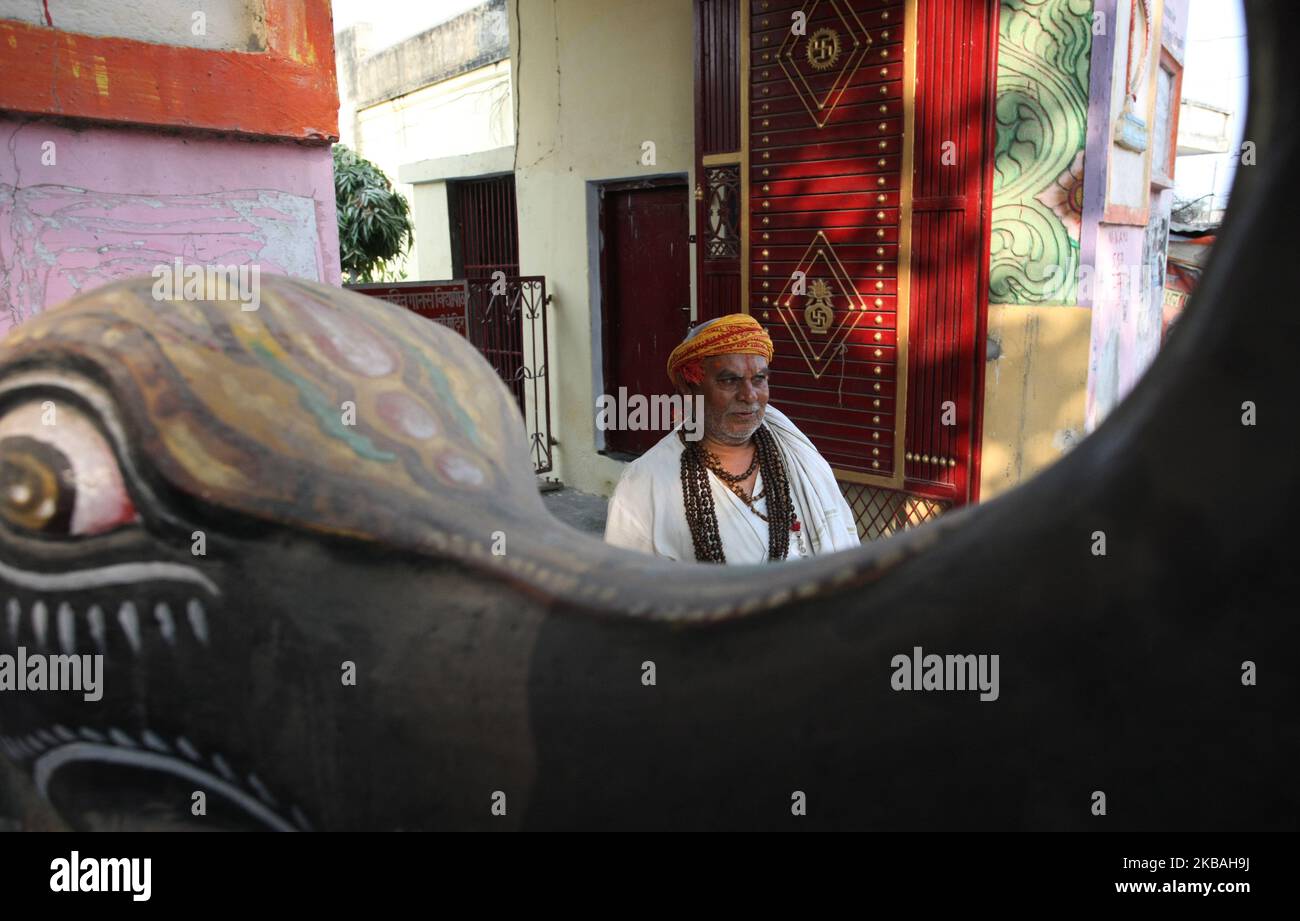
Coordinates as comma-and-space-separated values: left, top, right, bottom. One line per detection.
679, 424, 799, 563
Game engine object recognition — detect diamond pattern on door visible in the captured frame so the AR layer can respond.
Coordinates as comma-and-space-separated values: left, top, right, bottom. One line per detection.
772, 231, 869, 378
777, 0, 872, 127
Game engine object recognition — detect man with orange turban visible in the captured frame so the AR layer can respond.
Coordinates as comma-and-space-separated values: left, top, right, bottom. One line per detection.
604, 314, 860, 564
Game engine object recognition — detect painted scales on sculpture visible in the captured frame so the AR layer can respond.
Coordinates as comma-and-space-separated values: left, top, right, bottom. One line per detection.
696, 0, 998, 529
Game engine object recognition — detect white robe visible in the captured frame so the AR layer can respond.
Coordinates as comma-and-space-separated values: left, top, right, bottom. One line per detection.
603, 405, 861, 563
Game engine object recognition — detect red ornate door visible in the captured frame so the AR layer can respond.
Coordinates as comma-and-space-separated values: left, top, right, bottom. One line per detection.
694, 0, 998, 536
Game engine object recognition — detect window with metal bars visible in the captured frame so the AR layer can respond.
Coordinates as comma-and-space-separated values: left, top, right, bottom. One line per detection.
448, 175, 520, 280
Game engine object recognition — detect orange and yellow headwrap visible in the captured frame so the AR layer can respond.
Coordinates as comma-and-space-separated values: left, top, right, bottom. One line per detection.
666, 314, 774, 390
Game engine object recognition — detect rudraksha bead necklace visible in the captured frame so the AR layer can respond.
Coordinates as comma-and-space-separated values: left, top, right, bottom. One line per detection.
679, 424, 796, 563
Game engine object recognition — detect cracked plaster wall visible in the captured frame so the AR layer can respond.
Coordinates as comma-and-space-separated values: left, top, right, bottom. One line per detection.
0, 116, 339, 334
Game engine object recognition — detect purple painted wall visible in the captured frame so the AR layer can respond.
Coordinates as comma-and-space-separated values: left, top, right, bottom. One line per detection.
1080, 0, 1190, 432
0, 116, 340, 334
1078, 0, 1117, 298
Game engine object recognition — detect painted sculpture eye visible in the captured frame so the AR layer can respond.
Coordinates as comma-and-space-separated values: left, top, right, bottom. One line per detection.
0, 401, 137, 537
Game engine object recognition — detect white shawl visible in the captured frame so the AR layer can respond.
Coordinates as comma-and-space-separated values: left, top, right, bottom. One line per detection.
762, 405, 863, 556
604, 405, 861, 563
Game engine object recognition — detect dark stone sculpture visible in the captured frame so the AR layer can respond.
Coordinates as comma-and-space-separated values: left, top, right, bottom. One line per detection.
0, 0, 1296, 831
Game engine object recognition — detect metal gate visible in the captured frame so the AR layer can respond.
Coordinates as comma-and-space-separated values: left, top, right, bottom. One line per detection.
466, 275, 553, 473
449, 174, 531, 436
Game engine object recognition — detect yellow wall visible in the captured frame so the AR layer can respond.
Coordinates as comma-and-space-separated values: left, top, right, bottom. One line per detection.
510, 0, 695, 496
979, 303, 1091, 500
353, 60, 514, 279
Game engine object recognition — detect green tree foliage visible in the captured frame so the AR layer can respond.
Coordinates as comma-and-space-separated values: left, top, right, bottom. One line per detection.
333, 144, 414, 283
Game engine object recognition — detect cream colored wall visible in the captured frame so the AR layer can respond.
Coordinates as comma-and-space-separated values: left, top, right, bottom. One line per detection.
353, 60, 514, 279
410, 182, 455, 280
509, 0, 695, 496
979, 303, 1091, 501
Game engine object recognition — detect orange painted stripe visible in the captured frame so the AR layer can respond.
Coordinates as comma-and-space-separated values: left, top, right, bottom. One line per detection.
0, 0, 337, 142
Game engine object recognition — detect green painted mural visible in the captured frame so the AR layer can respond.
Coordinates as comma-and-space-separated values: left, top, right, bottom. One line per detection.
990, 0, 1093, 305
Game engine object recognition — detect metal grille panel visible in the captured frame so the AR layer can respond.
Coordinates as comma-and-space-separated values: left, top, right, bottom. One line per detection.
838, 479, 950, 542
451, 175, 520, 279
465, 276, 552, 474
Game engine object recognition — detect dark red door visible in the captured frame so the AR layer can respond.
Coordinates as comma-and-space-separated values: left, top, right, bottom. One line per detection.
600, 180, 691, 456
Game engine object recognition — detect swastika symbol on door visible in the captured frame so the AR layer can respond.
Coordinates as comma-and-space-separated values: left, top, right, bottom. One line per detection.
806, 27, 841, 71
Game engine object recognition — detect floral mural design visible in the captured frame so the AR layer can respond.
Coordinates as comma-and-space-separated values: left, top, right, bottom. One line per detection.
1035, 149, 1087, 241
989, 0, 1094, 305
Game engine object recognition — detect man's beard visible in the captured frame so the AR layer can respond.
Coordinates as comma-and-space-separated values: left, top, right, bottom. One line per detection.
707, 404, 765, 445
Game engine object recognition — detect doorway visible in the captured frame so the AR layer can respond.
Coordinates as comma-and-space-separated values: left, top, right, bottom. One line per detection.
598, 178, 691, 457
448, 174, 525, 408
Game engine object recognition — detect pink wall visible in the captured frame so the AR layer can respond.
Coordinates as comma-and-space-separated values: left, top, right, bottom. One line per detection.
0, 116, 339, 334
1085, 224, 1146, 431
1079, 0, 1190, 432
